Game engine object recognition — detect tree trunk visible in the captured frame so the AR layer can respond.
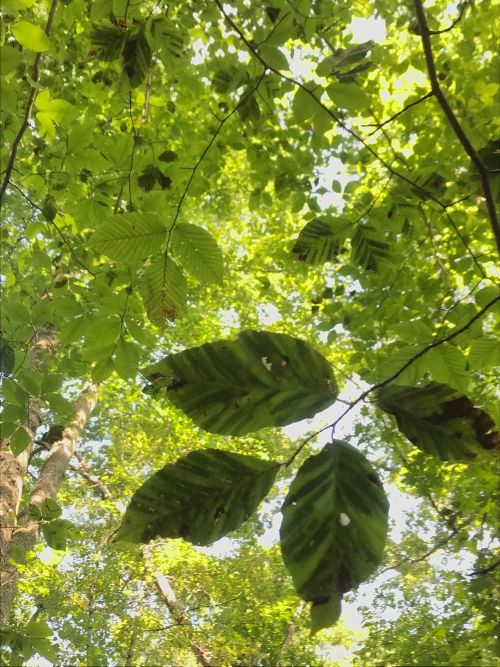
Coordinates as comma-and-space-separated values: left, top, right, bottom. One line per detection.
0, 381, 97, 628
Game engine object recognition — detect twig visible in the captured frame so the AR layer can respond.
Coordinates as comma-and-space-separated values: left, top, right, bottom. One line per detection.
365, 92, 434, 136
468, 557, 500, 577
0, 0, 59, 209
379, 516, 474, 575
285, 295, 500, 466
413, 0, 499, 256
8, 181, 96, 276
429, 1, 470, 34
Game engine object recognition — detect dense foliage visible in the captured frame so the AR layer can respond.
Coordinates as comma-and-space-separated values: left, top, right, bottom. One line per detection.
1, 0, 499, 664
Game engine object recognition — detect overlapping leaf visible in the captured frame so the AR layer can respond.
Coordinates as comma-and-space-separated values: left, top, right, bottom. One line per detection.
280, 441, 389, 633
377, 382, 500, 461
92, 213, 167, 263
292, 218, 350, 265
351, 224, 391, 271
115, 449, 279, 545
144, 330, 338, 435
139, 256, 187, 325
170, 223, 224, 284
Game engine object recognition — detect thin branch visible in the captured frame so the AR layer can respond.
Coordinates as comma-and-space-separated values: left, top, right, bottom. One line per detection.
413, 0, 499, 256
379, 516, 474, 575
468, 557, 500, 577
285, 295, 500, 466
429, 0, 470, 34
8, 181, 96, 276
0, 0, 59, 209
364, 92, 434, 136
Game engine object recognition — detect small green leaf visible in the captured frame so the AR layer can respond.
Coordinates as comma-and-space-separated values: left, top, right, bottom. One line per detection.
10, 427, 31, 455
170, 223, 224, 285
11, 21, 51, 52
116, 449, 279, 544
144, 330, 338, 435
376, 382, 500, 460
292, 86, 317, 123
92, 357, 114, 383
280, 441, 389, 632
25, 621, 52, 639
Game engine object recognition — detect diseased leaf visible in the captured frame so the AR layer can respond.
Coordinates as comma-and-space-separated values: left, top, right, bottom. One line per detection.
116, 449, 279, 544
139, 256, 187, 325
92, 213, 167, 263
144, 330, 338, 435
280, 441, 389, 633
292, 218, 351, 265
376, 382, 500, 460
170, 223, 224, 285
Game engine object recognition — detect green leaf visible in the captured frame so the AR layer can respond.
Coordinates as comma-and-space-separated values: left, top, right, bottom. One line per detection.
170, 223, 224, 285
0, 46, 23, 76
238, 89, 261, 123
292, 218, 350, 265
40, 498, 62, 521
292, 86, 317, 123
11, 21, 51, 52
10, 427, 31, 455
280, 441, 389, 632
116, 449, 279, 544
31, 637, 57, 663
376, 382, 500, 460
351, 225, 391, 272
92, 213, 167, 263
0, 338, 15, 375
139, 256, 187, 325
468, 337, 500, 370
0, 422, 18, 438
326, 82, 370, 110
114, 339, 141, 380
144, 330, 338, 435
259, 45, 289, 71
25, 621, 52, 639
41, 519, 73, 550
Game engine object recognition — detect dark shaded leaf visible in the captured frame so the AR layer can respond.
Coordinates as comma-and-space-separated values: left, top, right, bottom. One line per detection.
116, 449, 279, 544
144, 330, 338, 435
376, 382, 500, 460
280, 441, 389, 633
292, 218, 350, 265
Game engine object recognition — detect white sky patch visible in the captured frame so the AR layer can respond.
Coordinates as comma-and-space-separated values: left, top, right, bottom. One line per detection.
257, 303, 282, 325
348, 17, 386, 43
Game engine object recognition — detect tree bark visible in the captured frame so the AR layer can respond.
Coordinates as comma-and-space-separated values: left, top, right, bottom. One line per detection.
142, 545, 214, 667
0, 381, 97, 628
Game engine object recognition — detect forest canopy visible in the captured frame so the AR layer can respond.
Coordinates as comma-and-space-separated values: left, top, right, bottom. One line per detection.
0, 0, 499, 665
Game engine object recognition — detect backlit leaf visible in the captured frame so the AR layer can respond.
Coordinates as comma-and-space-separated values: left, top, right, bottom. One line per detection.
280, 441, 389, 633
377, 382, 500, 460
144, 330, 338, 435
292, 218, 351, 264
11, 21, 51, 52
170, 223, 224, 285
116, 449, 279, 544
92, 213, 167, 263
139, 256, 187, 325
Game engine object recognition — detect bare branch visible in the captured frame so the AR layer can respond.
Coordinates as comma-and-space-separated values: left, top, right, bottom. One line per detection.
429, 0, 470, 35
468, 557, 500, 577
